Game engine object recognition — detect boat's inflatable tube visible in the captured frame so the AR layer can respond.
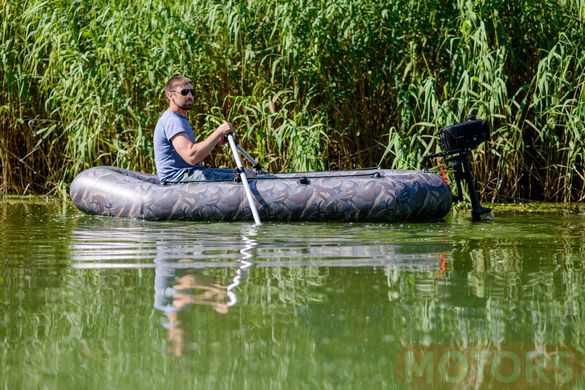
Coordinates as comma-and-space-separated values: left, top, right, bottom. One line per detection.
70, 166, 452, 222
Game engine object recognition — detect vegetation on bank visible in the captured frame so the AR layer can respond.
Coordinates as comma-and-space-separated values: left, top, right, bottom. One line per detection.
1, 0, 584, 202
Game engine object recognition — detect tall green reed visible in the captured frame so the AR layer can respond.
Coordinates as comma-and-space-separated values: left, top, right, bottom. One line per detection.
524, 36, 585, 202
1, 0, 583, 203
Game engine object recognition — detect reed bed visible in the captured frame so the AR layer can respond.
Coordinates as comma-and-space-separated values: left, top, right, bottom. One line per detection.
1, 0, 584, 202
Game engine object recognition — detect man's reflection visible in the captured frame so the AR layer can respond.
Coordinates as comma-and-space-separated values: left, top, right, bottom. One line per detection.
154, 260, 231, 356
153, 227, 256, 356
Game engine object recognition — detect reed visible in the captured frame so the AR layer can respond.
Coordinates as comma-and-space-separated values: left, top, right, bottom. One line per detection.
1, 0, 583, 202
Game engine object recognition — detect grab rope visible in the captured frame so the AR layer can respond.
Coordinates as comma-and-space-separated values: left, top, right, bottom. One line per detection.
438, 160, 450, 186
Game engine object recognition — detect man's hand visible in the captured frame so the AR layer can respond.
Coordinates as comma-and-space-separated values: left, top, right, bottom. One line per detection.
216, 122, 234, 145
217, 122, 234, 136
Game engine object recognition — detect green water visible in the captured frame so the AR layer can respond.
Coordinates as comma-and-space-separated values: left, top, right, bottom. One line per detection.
1, 199, 585, 389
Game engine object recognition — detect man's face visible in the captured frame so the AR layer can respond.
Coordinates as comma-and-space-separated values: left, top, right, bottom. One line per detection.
169, 83, 194, 111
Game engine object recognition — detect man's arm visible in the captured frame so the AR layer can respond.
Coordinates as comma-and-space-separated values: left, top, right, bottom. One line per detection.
172, 123, 233, 166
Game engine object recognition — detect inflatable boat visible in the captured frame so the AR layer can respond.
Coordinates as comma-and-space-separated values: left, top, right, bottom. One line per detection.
69, 167, 452, 222
70, 118, 493, 223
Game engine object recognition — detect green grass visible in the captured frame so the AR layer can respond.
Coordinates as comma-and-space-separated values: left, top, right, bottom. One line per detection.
1, 0, 584, 203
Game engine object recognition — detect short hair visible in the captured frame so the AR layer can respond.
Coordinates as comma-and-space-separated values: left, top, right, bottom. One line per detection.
165, 76, 192, 95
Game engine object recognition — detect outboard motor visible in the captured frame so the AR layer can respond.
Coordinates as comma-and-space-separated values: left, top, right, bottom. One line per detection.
424, 116, 491, 221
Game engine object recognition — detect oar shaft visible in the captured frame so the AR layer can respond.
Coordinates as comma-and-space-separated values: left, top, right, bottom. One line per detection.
236, 144, 266, 173
227, 134, 261, 225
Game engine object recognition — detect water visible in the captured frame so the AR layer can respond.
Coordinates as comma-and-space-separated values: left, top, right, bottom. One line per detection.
1, 199, 585, 389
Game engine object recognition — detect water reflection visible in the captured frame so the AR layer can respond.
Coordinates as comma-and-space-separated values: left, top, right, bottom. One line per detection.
154, 260, 231, 356
153, 226, 258, 356
69, 220, 449, 269
68, 221, 451, 357
226, 225, 256, 306
6, 200, 585, 388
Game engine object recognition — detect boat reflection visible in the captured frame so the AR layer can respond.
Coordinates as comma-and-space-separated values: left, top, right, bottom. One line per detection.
68, 221, 452, 357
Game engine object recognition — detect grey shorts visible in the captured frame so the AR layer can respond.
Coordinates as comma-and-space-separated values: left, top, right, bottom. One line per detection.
163, 167, 236, 184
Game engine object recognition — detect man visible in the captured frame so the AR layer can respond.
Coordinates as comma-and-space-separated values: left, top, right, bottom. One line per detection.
154, 75, 236, 184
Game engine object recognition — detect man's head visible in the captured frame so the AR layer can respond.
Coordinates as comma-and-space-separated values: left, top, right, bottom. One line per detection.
165, 76, 194, 113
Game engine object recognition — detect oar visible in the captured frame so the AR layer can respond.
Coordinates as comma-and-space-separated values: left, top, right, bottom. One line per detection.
226, 133, 262, 225
236, 144, 267, 173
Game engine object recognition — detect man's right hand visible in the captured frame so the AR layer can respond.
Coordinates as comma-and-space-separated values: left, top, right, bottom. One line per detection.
217, 122, 234, 136
216, 122, 234, 145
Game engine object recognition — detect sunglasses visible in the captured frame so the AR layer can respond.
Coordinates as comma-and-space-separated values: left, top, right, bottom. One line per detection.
171, 88, 195, 96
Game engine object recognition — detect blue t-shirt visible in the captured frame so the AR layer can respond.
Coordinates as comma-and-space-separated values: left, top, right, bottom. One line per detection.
154, 110, 199, 182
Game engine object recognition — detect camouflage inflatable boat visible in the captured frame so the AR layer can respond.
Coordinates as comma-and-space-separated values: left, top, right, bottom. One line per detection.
69, 166, 452, 222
